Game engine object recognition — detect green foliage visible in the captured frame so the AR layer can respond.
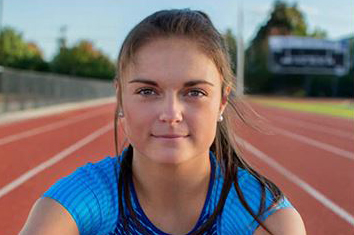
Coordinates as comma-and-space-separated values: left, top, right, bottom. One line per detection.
0, 27, 27, 65
283, 2, 307, 36
223, 29, 237, 74
51, 40, 115, 80
0, 27, 115, 80
309, 26, 327, 39
266, 1, 308, 36
0, 27, 49, 71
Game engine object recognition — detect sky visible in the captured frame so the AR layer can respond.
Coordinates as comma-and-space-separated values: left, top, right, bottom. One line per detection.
1, 0, 353, 61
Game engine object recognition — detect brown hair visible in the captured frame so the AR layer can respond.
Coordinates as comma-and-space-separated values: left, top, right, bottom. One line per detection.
113, 9, 283, 234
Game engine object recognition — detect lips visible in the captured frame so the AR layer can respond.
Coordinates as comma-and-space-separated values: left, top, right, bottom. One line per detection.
152, 134, 189, 138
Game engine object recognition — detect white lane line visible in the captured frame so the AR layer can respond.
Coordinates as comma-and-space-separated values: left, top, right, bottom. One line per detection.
272, 126, 354, 161
234, 135, 354, 226
0, 122, 113, 199
268, 115, 354, 141
0, 108, 111, 146
0, 97, 116, 126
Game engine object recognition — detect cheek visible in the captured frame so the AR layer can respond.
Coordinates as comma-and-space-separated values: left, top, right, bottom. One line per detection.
188, 100, 219, 142
121, 102, 154, 140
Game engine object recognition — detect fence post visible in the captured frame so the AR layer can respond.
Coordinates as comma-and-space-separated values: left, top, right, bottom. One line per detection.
1, 68, 9, 112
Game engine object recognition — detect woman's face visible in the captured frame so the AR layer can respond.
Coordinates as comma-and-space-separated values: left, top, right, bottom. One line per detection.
119, 37, 228, 164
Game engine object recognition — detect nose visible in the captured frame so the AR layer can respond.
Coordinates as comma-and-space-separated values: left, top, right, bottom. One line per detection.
159, 94, 183, 124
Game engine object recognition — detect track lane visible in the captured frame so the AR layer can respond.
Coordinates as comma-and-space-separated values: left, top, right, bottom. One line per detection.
0, 126, 117, 234
0, 103, 115, 139
0, 105, 115, 188
264, 114, 354, 141
270, 122, 354, 156
0, 107, 113, 147
249, 101, 354, 131
237, 119, 354, 214
242, 148, 353, 234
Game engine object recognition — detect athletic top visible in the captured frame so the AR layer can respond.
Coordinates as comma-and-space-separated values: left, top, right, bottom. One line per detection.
42, 148, 294, 234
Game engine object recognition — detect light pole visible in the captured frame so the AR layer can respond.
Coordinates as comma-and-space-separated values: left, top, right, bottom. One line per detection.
0, 0, 3, 33
0, 0, 3, 67
236, 0, 244, 96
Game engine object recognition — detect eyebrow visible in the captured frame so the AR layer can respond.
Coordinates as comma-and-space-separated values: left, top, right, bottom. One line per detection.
128, 78, 214, 87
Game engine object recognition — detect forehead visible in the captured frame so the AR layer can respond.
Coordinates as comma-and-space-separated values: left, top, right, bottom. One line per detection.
124, 37, 222, 87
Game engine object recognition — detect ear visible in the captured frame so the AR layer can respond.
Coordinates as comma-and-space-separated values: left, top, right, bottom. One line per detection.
114, 80, 124, 112
114, 79, 119, 92
114, 79, 123, 101
219, 86, 230, 114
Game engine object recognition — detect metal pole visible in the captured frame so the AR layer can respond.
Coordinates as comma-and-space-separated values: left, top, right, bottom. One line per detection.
0, 0, 4, 111
0, 0, 4, 66
0, 0, 3, 33
236, 0, 244, 96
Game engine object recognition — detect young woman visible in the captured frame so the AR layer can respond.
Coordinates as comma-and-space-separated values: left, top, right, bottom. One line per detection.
20, 9, 306, 235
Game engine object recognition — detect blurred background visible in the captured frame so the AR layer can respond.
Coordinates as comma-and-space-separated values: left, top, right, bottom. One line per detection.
0, 0, 353, 112
0, 0, 353, 234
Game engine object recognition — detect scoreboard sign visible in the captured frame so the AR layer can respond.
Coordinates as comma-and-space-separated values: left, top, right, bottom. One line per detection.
268, 36, 350, 76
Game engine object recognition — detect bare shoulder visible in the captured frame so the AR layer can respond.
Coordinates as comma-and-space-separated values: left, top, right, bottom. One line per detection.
254, 208, 306, 235
19, 197, 79, 235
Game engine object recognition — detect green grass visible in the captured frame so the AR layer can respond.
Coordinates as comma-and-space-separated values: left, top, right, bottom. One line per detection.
251, 98, 354, 119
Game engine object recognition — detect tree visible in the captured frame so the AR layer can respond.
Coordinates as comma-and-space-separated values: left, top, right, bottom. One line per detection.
51, 40, 115, 80
244, 1, 329, 95
309, 26, 327, 39
0, 27, 28, 66
0, 27, 48, 71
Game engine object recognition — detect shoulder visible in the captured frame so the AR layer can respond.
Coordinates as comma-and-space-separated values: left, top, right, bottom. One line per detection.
238, 168, 305, 233
254, 208, 306, 235
20, 197, 79, 235
236, 168, 293, 210
216, 167, 297, 233
237, 168, 295, 215
41, 156, 120, 234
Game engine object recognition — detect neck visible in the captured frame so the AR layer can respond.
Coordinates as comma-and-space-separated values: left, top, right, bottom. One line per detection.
131, 149, 211, 210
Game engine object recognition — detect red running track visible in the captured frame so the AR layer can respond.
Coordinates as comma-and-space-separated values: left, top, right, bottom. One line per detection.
0, 99, 353, 234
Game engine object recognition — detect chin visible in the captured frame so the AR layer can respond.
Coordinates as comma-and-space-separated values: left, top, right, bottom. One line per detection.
149, 148, 190, 165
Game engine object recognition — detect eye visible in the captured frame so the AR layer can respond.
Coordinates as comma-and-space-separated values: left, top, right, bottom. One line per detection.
187, 89, 207, 97
136, 88, 157, 96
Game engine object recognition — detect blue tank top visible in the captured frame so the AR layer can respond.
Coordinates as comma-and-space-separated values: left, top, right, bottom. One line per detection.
42, 148, 293, 234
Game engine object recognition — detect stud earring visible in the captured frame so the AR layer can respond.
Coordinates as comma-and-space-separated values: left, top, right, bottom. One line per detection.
118, 111, 124, 118
218, 115, 223, 122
